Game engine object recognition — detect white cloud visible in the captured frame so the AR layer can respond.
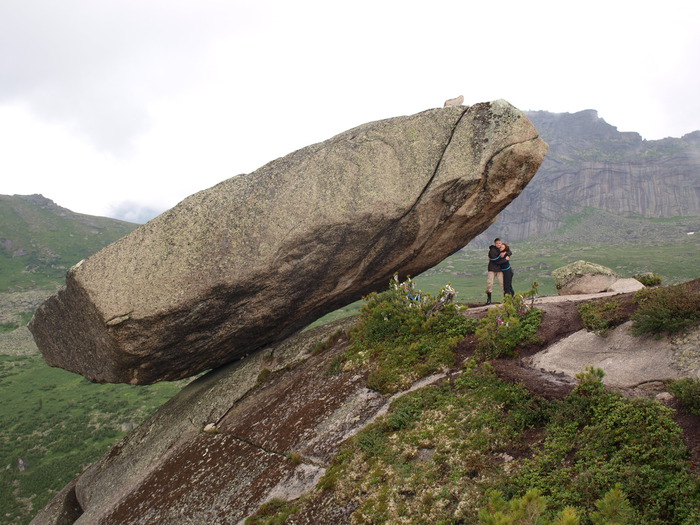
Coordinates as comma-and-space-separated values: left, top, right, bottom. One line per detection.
1, 0, 699, 220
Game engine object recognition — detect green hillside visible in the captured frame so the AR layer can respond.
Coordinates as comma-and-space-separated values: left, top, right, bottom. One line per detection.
315, 209, 700, 326
0, 194, 137, 292
0, 355, 186, 524
1, 197, 698, 524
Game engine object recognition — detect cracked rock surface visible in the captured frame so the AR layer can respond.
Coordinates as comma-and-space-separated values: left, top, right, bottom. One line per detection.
31, 317, 396, 524
29, 100, 548, 385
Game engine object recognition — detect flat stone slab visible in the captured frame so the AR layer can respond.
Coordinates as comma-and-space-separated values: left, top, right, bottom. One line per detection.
525, 321, 695, 387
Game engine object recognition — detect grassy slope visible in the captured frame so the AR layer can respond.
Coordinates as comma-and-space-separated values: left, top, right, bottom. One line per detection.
0, 195, 137, 292
419, 209, 700, 301
2, 204, 698, 524
0, 195, 147, 523
315, 210, 700, 326
0, 355, 186, 524
248, 284, 700, 524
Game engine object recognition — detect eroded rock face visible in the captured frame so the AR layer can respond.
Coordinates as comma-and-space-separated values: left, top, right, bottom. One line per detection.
480, 110, 700, 242
29, 100, 548, 384
30, 318, 387, 525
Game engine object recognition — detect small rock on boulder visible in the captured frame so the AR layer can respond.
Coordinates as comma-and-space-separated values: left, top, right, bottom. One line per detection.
552, 260, 618, 295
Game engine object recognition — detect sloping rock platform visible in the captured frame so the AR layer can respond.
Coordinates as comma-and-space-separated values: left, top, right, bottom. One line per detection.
31, 290, 700, 524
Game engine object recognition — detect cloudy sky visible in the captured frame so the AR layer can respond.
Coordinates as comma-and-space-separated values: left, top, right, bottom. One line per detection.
2, 0, 699, 223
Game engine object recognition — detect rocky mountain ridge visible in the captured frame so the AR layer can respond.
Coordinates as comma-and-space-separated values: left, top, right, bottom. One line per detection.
480, 109, 700, 242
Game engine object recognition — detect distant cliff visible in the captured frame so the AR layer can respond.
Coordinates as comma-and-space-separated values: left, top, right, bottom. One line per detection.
480, 110, 700, 242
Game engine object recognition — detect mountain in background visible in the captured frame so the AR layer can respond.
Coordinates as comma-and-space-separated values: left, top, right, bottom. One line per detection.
0, 194, 138, 292
2, 108, 699, 293
478, 109, 700, 243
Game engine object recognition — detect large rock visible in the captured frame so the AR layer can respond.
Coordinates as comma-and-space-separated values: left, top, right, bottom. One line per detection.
29, 100, 548, 384
552, 260, 618, 295
30, 317, 454, 525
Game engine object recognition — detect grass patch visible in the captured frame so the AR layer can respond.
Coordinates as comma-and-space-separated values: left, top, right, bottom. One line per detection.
331, 277, 476, 394
631, 281, 700, 337
0, 355, 185, 524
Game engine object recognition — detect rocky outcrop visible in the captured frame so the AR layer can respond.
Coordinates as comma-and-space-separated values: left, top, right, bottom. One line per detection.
478, 110, 700, 242
30, 288, 700, 524
526, 321, 700, 387
30, 317, 404, 525
29, 101, 548, 385
444, 95, 464, 107
552, 260, 618, 295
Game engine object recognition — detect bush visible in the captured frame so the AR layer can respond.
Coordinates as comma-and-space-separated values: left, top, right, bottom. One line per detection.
578, 299, 625, 335
339, 276, 474, 393
631, 282, 700, 336
479, 484, 634, 524
634, 272, 662, 287
668, 378, 700, 415
505, 368, 700, 524
475, 294, 542, 359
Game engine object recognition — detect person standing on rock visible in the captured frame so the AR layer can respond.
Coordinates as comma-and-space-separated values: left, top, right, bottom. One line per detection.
486, 238, 510, 304
498, 242, 515, 297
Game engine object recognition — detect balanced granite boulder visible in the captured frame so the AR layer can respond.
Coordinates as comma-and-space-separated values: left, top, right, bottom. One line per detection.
29, 100, 548, 384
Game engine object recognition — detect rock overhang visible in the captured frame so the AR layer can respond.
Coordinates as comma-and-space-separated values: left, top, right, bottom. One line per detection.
29, 100, 548, 384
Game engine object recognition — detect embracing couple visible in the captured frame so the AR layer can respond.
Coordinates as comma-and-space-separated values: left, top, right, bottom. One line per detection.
485, 237, 514, 305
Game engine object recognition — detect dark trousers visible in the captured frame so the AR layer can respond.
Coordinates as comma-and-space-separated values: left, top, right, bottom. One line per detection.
502, 269, 514, 296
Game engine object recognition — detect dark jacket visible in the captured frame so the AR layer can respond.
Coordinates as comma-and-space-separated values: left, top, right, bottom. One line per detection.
488, 245, 511, 272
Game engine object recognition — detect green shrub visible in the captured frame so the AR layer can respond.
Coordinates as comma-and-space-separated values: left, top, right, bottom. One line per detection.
578, 299, 624, 335
504, 367, 700, 524
668, 377, 700, 415
633, 272, 662, 287
256, 368, 271, 384
285, 452, 303, 466
631, 282, 700, 337
590, 484, 635, 525
311, 329, 344, 355
479, 484, 635, 524
479, 488, 580, 524
0, 322, 19, 334
338, 276, 474, 393
475, 294, 542, 359
244, 497, 300, 525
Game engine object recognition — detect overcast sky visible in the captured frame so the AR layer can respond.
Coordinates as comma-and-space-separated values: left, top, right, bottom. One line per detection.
2, 0, 699, 223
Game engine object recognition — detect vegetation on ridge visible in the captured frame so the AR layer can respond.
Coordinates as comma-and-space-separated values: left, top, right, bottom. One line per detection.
0, 194, 137, 292
329, 277, 476, 393
248, 279, 700, 525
